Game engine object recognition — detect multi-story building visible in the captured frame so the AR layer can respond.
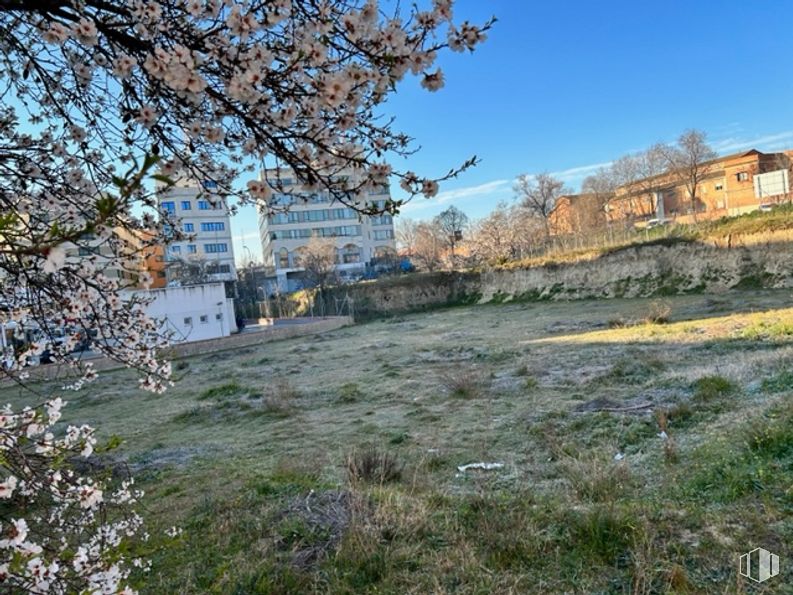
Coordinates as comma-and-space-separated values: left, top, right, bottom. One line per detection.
550, 148, 793, 233
257, 169, 397, 291
610, 148, 793, 225
63, 227, 152, 288
157, 179, 237, 284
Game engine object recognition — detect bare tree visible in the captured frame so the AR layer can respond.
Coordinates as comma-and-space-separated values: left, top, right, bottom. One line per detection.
296, 236, 339, 290
661, 130, 718, 220
411, 222, 444, 272
582, 166, 617, 221
514, 173, 570, 240
466, 202, 545, 265
611, 145, 668, 221
433, 206, 469, 262
395, 218, 420, 256
467, 204, 511, 265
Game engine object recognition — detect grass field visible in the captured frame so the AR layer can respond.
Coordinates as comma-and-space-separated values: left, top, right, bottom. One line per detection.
3, 290, 793, 593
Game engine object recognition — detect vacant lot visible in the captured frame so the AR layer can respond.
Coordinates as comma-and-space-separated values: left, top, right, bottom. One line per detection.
3, 290, 793, 593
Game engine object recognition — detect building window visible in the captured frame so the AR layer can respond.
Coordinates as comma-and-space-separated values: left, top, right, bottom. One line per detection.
199, 315, 209, 323
373, 229, 394, 240
161, 201, 176, 214
203, 180, 218, 189
78, 246, 99, 256
187, 244, 197, 253
215, 313, 223, 320
198, 200, 211, 210
181, 200, 192, 210
183, 316, 192, 325
170, 245, 181, 254
200, 222, 226, 232
278, 247, 289, 268
204, 243, 228, 253
370, 214, 393, 225
183, 223, 194, 232
715, 183, 724, 191
341, 244, 361, 264
736, 172, 749, 182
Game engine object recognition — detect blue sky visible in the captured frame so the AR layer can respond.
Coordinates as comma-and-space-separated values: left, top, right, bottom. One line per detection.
230, 0, 793, 261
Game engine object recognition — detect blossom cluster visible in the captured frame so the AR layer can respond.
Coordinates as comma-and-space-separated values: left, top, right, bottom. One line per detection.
0, 398, 146, 593
19, 0, 491, 213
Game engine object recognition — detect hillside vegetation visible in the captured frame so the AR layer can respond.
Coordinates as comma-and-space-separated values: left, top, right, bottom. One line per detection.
2, 290, 792, 592
498, 204, 793, 271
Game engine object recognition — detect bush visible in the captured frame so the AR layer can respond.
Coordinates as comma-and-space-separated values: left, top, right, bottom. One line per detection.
438, 368, 486, 399
345, 447, 403, 484
644, 300, 672, 325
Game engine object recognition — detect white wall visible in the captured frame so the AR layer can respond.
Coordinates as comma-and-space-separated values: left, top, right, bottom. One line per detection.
128, 283, 237, 343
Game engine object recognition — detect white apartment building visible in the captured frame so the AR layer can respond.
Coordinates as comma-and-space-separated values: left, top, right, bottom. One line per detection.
157, 179, 237, 284
257, 169, 397, 291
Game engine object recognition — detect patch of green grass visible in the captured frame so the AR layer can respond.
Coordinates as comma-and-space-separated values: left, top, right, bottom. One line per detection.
691, 375, 737, 402
250, 465, 325, 497
739, 319, 793, 340
336, 382, 364, 403
602, 355, 666, 384
199, 382, 245, 400
761, 370, 793, 393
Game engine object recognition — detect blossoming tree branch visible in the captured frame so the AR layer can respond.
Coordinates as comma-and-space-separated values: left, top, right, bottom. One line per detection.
0, 0, 490, 592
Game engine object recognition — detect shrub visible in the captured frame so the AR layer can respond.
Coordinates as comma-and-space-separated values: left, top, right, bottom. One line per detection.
438, 368, 487, 399
345, 447, 403, 484
644, 300, 672, 325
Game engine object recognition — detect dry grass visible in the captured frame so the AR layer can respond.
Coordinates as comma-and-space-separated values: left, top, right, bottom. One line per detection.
345, 447, 403, 484
3, 289, 793, 593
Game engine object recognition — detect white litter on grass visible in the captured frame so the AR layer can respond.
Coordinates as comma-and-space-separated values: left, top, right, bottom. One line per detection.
658, 431, 669, 440
456, 462, 504, 473
614, 452, 625, 461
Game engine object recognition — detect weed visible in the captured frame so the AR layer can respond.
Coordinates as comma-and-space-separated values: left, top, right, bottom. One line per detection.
338, 382, 364, 403
514, 363, 530, 376
655, 409, 678, 464
438, 368, 486, 399
761, 369, 793, 393
560, 452, 634, 503
740, 319, 793, 340
345, 447, 402, 484
388, 432, 409, 445
603, 355, 665, 384
691, 375, 736, 402
644, 299, 672, 325
200, 382, 243, 400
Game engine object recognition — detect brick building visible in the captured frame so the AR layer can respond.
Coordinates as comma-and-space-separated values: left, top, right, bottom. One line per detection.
550, 148, 792, 233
